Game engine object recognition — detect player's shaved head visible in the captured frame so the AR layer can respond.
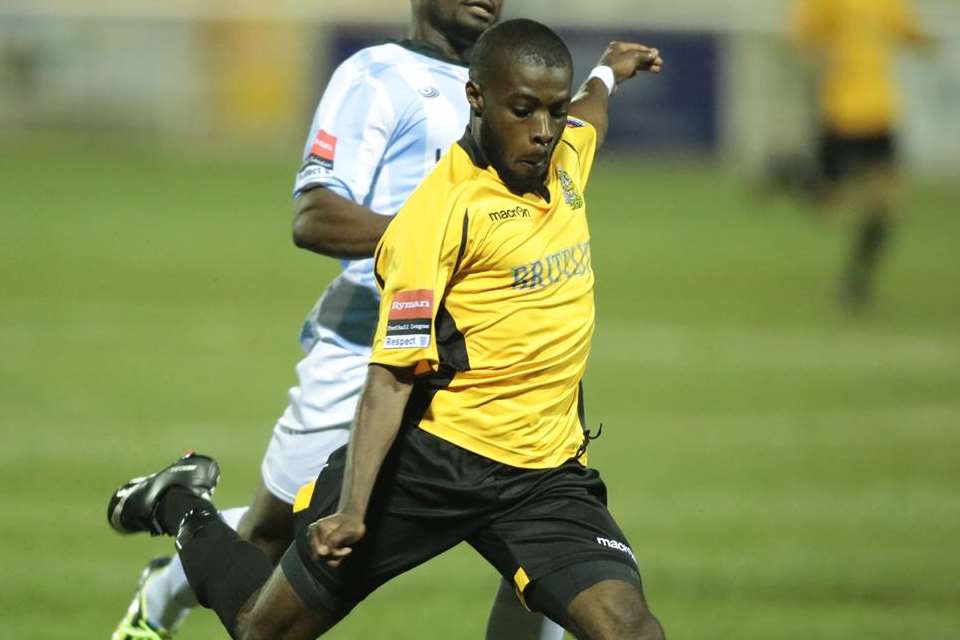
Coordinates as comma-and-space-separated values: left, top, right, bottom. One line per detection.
469, 19, 573, 86
464, 19, 574, 197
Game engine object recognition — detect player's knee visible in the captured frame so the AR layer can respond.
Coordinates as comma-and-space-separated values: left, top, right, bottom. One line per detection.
237, 504, 294, 564
234, 609, 300, 640
239, 526, 289, 565
627, 608, 665, 640
597, 599, 662, 640
233, 610, 265, 640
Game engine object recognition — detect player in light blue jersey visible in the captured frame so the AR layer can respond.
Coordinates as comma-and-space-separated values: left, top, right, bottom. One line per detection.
112, 2, 564, 640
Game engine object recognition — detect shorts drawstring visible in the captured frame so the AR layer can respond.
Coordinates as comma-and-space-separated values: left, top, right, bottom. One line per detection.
575, 423, 603, 460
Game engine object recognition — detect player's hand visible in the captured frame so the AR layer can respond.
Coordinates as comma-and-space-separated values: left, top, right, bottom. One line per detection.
598, 42, 663, 86
307, 512, 366, 568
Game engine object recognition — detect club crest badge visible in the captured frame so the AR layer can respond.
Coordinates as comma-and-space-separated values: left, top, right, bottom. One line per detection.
557, 168, 583, 210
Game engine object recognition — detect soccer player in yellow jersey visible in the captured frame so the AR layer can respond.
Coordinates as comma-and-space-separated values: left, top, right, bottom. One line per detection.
791, 0, 932, 309
107, 19, 666, 640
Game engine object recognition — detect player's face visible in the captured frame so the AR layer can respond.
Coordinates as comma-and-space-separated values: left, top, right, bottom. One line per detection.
422, 0, 504, 44
478, 61, 572, 193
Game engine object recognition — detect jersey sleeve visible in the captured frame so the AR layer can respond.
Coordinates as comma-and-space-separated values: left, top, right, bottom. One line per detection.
293, 56, 414, 205
369, 186, 469, 374
562, 118, 599, 188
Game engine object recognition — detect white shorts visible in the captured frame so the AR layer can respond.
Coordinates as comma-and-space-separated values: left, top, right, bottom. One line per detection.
260, 332, 370, 504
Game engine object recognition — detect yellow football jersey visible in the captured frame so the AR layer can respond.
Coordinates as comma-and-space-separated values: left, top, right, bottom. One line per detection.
370, 119, 598, 469
792, 0, 926, 135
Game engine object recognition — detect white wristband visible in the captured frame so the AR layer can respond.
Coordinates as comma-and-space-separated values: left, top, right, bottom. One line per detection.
587, 65, 617, 96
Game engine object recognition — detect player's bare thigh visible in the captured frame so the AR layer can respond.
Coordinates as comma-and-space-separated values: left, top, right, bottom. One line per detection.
565, 579, 664, 640
238, 480, 296, 564
234, 566, 337, 640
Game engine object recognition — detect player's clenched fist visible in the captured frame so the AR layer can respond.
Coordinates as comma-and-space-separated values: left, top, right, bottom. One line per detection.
599, 41, 663, 86
308, 512, 367, 568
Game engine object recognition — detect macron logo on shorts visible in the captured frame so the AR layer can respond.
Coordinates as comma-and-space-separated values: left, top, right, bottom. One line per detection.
596, 537, 637, 564
310, 130, 337, 169
384, 289, 433, 350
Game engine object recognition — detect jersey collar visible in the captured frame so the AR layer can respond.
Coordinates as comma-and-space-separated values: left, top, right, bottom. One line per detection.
457, 126, 490, 169
457, 127, 552, 203
394, 39, 470, 68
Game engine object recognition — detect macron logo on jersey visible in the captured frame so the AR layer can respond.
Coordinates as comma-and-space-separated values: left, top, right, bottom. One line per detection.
384, 289, 433, 350
488, 205, 532, 223
310, 130, 338, 169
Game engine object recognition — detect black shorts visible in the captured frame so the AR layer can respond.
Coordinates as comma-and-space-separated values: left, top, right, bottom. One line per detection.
280, 426, 642, 620
818, 128, 896, 183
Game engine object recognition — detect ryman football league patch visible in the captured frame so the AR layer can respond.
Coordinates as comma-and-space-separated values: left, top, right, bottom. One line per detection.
310, 129, 337, 170
384, 289, 433, 350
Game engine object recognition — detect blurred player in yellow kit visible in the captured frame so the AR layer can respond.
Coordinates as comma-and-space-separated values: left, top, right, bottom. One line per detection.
791, 0, 933, 309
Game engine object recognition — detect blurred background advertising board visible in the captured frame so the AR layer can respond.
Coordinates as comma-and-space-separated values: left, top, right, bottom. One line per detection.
2, 0, 959, 174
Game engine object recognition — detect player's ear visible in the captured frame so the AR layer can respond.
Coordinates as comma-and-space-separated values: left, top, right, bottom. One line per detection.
465, 81, 484, 117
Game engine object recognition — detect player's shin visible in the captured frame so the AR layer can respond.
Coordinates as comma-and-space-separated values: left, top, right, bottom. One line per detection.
143, 506, 249, 631
164, 489, 273, 636
842, 213, 893, 307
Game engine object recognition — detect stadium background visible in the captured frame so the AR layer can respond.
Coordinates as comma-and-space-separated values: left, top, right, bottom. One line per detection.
1, 1, 958, 638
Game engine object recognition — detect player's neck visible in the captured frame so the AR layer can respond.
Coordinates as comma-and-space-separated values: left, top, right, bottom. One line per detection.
409, 23, 472, 64
468, 121, 551, 202
467, 121, 489, 166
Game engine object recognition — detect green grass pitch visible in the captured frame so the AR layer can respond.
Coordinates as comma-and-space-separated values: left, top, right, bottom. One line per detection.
1, 134, 958, 639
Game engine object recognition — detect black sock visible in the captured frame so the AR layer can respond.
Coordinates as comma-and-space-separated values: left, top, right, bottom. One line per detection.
156, 486, 212, 536
846, 215, 892, 297
855, 216, 890, 272
175, 506, 274, 637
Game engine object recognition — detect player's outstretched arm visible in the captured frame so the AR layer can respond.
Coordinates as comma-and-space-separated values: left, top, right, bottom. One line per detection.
293, 187, 393, 260
897, 1, 936, 49
307, 363, 414, 567
569, 42, 662, 148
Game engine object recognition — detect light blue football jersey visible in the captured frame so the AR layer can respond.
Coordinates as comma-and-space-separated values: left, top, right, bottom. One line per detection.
293, 41, 471, 353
